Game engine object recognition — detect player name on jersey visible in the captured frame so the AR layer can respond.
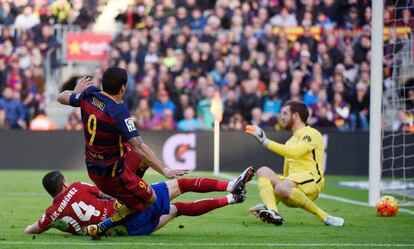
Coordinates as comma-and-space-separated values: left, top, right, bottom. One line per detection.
91, 97, 105, 111
50, 187, 78, 221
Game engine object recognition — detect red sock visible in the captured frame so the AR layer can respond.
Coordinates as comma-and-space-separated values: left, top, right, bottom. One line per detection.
177, 178, 228, 193
173, 197, 228, 216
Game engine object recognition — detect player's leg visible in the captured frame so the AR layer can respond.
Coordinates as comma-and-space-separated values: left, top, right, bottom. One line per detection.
114, 182, 172, 236
276, 179, 327, 221
166, 180, 181, 200
172, 192, 246, 216
88, 190, 157, 239
153, 205, 178, 232
255, 166, 282, 212
87, 168, 157, 239
276, 179, 344, 226
254, 166, 286, 225
176, 177, 229, 193
174, 166, 254, 196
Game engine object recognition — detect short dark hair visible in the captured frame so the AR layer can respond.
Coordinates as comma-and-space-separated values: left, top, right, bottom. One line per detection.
284, 100, 309, 123
42, 170, 65, 197
102, 67, 127, 95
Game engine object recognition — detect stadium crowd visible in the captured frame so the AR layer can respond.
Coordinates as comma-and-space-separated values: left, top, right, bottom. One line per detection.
105, 0, 374, 132
0, 0, 98, 130
0, 0, 412, 132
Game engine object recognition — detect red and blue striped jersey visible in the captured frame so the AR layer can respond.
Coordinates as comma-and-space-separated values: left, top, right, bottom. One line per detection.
69, 87, 139, 172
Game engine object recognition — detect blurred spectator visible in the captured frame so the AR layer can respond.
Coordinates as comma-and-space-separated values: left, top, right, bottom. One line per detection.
303, 78, 321, 107
177, 106, 201, 131
132, 98, 152, 130
51, 0, 71, 24
189, 8, 206, 31
151, 89, 176, 117
239, 80, 260, 121
14, 5, 40, 29
313, 105, 337, 129
174, 93, 193, 121
64, 109, 82, 131
269, 8, 297, 27
0, 1, 17, 25
228, 112, 245, 131
310, 88, 332, 125
0, 87, 26, 129
197, 86, 216, 130
115, 5, 143, 29
35, 25, 60, 67
291, 50, 313, 79
222, 89, 239, 127
332, 92, 351, 131
149, 108, 176, 131
350, 82, 370, 131
250, 107, 269, 128
262, 80, 282, 119
39, 5, 58, 25
353, 35, 371, 64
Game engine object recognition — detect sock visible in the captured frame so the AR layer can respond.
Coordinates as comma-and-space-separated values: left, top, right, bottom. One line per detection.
286, 188, 328, 222
258, 177, 279, 212
177, 178, 228, 193
98, 205, 136, 233
173, 197, 228, 216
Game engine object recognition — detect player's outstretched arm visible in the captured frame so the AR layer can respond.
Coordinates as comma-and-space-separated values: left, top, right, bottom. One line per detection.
128, 136, 189, 179
24, 222, 44, 234
245, 125, 308, 158
57, 76, 93, 105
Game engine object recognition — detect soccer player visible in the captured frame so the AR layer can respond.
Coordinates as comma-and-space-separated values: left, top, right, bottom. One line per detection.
245, 101, 344, 227
25, 167, 254, 235
57, 68, 188, 239
25, 170, 118, 234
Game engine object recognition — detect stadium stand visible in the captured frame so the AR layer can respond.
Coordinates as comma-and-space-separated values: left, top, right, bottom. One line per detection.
0, 0, 410, 132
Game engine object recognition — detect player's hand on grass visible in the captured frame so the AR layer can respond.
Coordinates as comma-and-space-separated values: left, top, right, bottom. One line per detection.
245, 125, 269, 146
163, 168, 190, 179
74, 76, 93, 93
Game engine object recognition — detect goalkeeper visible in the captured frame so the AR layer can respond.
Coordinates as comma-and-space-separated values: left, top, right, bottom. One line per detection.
245, 100, 344, 227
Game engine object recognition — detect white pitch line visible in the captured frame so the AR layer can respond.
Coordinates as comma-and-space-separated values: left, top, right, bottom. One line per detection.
2, 192, 47, 197
220, 174, 414, 215
1, 241, 414, 247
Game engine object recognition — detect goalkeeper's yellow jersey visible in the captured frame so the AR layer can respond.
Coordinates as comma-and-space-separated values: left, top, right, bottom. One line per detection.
266, 126, 324, 184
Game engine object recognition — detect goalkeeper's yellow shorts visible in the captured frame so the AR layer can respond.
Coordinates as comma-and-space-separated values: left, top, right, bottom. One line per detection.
279, 172, 324, 201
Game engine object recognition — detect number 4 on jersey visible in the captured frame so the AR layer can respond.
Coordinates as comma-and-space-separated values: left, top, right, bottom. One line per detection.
72, 201, 100, 221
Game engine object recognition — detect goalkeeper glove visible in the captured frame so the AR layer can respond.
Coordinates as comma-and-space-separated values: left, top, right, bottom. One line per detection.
245, 125, 270, 147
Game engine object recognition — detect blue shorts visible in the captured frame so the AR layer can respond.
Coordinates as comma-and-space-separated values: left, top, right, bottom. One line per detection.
124, 182, 171, 236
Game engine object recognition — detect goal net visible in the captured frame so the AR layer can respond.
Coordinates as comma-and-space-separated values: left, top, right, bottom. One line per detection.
380, 0, 414, 204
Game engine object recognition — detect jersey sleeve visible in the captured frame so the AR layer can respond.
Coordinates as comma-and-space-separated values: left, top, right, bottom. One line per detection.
267, 141, 309, 159
113, 104, 140, 141
69, 86, 100, 107
267, 129, 321, 158
37, 208, 53, 230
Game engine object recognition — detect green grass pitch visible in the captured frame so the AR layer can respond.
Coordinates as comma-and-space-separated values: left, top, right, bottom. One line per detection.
0, 170, 413, 249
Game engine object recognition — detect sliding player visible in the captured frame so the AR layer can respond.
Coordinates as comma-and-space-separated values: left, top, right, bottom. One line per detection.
25, 167, 254, 235
245, 101, 344, 227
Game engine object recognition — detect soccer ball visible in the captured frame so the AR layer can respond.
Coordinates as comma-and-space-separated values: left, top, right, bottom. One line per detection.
376, 195, 399, 217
